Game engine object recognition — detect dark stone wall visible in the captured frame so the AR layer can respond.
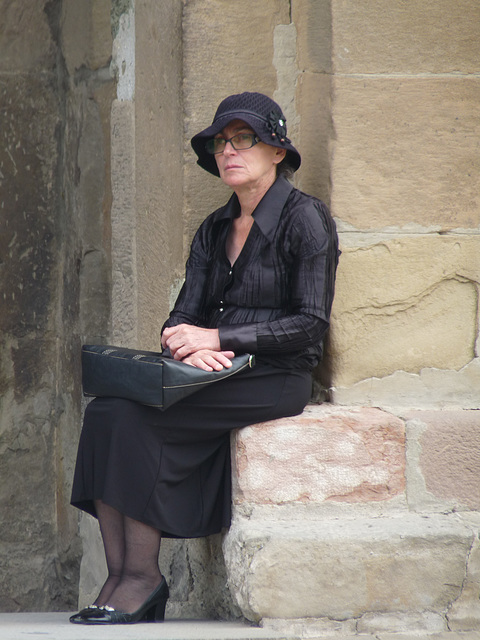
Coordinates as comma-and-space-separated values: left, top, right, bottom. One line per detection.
0, 0, 114, 611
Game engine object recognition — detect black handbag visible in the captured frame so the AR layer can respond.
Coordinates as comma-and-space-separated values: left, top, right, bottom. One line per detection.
81, 345, 255, 410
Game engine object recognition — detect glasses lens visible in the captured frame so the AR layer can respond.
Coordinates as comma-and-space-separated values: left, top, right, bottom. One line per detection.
206, 138, 225, 155
231, 134, 256, 150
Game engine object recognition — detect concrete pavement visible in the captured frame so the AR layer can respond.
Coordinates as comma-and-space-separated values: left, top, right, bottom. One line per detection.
1, 613, 480, 640
0, 613, 292, 640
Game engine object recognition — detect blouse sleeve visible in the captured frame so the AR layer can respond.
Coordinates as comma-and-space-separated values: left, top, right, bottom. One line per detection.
161, 223, 211, 331
218, 200, 338, 355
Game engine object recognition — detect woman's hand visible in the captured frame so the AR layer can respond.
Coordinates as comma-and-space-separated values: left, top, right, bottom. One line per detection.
162, 324, 221, 360
181, 349, 235, 372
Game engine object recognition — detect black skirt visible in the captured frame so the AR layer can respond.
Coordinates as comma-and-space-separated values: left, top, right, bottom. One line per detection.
70, 363, 312, 538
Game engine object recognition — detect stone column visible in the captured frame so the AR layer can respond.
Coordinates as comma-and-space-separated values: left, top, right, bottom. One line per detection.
0, 0, 114, 611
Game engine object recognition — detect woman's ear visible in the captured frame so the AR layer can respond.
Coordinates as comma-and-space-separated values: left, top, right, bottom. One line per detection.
273, 148, 287, 164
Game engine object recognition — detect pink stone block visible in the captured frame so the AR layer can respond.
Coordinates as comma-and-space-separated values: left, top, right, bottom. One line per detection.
406, 410, 480, 510
232, 405, 405, 505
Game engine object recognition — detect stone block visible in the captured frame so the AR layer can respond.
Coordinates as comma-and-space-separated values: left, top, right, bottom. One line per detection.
329, 236, 479, 387
447, 513, 480, 631
357, 611, 447, 635
223, 513, 473, 622
330, 358, 480, 410
331, 77, 480, 230
61, 0, 112, 74
134, 0, 185, 342
295, 71, 332, 204
231, 405, 405, 506
293, 0, 332, 74
0, 0, 55, 72
331, 0, 480, 74
405, 411, 480, 511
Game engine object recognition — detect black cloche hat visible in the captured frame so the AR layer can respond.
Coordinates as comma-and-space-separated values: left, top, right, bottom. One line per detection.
191, 92, 301, 177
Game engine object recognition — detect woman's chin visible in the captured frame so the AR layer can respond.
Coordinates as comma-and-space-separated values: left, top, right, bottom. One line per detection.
220, 172, 249, 188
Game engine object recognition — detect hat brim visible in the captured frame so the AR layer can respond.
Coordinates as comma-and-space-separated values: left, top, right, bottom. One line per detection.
191, 111, 301, 177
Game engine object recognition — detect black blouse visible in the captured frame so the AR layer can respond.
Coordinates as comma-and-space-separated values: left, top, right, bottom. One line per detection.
163, 176, 339, 371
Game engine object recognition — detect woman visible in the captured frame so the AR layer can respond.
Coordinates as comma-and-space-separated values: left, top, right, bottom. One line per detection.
69, 91, 338, 625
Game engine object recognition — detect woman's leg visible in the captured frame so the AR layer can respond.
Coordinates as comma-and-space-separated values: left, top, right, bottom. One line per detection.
92, 500, 126, 606
99, 509, 163, 614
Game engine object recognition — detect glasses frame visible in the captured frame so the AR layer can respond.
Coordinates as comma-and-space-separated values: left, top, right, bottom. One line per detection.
205, 133, 260, 155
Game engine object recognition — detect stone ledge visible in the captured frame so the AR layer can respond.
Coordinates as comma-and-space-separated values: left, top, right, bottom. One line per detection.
223, 513, 474, 625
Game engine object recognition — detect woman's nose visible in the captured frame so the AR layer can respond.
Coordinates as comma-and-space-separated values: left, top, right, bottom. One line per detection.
223, 140, 236, 155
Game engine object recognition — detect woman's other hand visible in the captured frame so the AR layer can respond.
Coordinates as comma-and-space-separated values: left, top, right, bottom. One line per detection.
162, 324, 221, 360
181, 349, 235, 371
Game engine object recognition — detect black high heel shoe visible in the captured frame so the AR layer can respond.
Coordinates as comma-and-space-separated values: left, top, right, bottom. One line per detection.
69, 604, 100, 624
69, 577, 169, 625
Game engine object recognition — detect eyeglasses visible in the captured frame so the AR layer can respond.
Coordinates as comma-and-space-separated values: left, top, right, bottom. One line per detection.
205, 133, 260, 155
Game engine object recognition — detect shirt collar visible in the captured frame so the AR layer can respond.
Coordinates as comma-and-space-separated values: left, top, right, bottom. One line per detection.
216, 176, 294, 241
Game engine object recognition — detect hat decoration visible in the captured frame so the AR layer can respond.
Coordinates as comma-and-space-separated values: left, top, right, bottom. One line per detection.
266, 110, 290, 144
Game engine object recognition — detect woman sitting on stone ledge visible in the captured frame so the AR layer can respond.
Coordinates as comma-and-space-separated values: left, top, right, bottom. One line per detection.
69, 91, 339, 625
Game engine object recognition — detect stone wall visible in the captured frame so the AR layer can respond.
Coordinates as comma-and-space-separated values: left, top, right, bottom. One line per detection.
0, 0, 113, 611
224, 406, 480, 633
326, 0, 480, 405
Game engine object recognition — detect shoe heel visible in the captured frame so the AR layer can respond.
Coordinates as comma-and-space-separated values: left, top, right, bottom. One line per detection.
144, 598, 167, 622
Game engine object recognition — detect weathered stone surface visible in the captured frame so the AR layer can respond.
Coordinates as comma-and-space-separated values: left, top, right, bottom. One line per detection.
261, 615, 358, 637
0, 0, 114, 613
232, 405, 405, 506
331, 77, 480, 230
61, 0, 112, 74
447, 513, 480, 631
110, 100, 137, 345
332, 0, 480, 74
0, 63, 68, 609
0, 0, 55, 71
329, 236, 480, 387
135, 0, 185, 345
405, 411, 480, 511
159, 537, 242, 621
293, 0, 332, 74
357, 611, 447, 635
223, 513, 472, 622
295, 71, 332, 205
331, 359, 480, 410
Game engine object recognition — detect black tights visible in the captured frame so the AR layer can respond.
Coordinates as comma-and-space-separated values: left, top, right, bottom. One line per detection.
93, 500, 163, 614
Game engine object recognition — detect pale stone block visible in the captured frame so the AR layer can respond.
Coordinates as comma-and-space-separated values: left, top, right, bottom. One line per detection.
232, 405, 405, 506
329, 236, 480, 386
295, 71, 332, 204
330, 359, 480, 410
357, 611, 447, 635
223, 514, 472, 622
330, 77, 480, 230
331, 0, 480, 74
293, 0, 332, 73
405, 411, 480, 511
134, 0, 185, 341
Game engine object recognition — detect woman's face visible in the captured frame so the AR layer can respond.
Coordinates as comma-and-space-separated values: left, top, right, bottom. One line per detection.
214, 119, 286, 191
